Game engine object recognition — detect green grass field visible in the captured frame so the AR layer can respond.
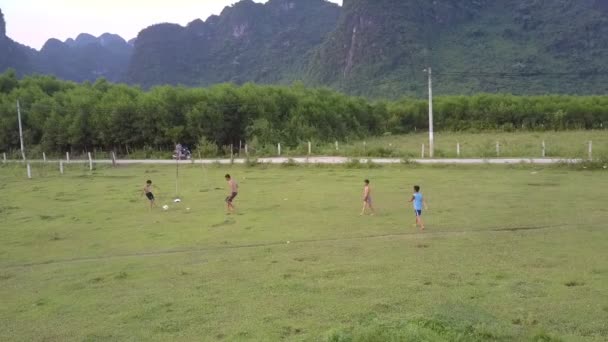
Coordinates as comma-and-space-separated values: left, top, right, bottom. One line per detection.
1, 163, 607, 341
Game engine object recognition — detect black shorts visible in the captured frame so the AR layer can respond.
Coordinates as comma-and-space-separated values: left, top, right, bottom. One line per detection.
225, 192, 238, 203
146, 192, 155, 201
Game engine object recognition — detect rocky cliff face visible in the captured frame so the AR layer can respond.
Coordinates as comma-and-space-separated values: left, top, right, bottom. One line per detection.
308, 0, 608, 96
0, 8, 5, 37
0, 8, 36, 76
127, 0, 340, 87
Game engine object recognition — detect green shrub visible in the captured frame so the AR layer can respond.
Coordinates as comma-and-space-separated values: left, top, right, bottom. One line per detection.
196, 137, 219, 158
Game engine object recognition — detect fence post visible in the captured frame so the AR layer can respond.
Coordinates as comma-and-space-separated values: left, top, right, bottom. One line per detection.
588, 141, 593, 160
542, 141, 546, 158
27, 163, 32, 179
2, 153, 6, 163
59, 160, 64, 175
230, 144, 234, 163
245, 144, 249, 156
335, 141, 339, 151
88, 152, 93, 171
43, 152, 47, 162
278, 143, 281, 156
421, 144, 425, 158
308, 141, 312, 156
66, 152, 70, 163
496, 142, 500, 157
363, 141, 367, 153
111, 151, 117, 167
457, 142, 461, 157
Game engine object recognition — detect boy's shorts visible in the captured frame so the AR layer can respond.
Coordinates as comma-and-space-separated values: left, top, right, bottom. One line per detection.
225, 192, 238, 203
414, 209, 422, 217
146, 192, 155, 201
365, 197, 372, 204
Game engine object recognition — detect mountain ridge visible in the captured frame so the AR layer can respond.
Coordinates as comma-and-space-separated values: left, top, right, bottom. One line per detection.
2, 0, 608, 97
35, 32, 133, 82
127, 0, 340, 87
308, 0, 608, 97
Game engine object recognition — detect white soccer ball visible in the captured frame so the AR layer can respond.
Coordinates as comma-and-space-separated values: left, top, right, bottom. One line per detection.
173, 199, 181, 203
163, 205, 169, 211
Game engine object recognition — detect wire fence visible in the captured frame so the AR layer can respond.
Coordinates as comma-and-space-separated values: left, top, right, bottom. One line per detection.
3, 138, 603, 161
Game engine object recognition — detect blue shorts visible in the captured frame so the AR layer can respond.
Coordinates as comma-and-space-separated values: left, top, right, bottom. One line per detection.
414, 209, 422, 217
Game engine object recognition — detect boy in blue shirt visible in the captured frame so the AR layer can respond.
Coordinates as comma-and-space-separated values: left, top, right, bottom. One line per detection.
409, 185, 428, 230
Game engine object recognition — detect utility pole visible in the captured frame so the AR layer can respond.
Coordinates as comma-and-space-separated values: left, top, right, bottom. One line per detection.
17, 100, 26, 161
426, 67, 434, 158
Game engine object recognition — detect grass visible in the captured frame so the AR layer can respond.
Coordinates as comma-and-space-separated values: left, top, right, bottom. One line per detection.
271, 131, 608, 159
6, 130, 607, 161
0, 163, 607, 341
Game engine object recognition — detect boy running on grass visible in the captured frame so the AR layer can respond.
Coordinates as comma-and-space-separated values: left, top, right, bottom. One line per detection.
360, 179, 375, 216
142, 180, 156, 209
409, 185, 428, 230
225, 174, 238, 213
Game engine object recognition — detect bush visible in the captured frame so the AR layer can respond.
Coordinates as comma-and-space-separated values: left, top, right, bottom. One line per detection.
196, 137, 219, 158
366, 147, 396, 158
245, 158, 259, 167
281, 158, 298, 168
345, 158, 363, 168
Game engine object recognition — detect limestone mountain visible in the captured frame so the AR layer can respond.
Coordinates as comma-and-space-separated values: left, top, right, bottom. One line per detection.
35, 33, 133, 82
2, 1, 608, 97
127, 0, 340, 87
0, 7, 132, 83
0, 9, 36, 75
309, 0, 608, 97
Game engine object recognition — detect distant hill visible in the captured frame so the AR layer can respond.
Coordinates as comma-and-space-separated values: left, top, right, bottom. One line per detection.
35, 33, 133, 82
127, 0, 340, 87
0, 9, 36, 75
309, 0, 608, 97
0, 8, 132, 83
2, 0, 608, 97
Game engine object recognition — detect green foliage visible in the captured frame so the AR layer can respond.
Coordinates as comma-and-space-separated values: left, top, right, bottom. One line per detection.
309, 0, 608, 97
0, 71, 607, 155
281, 158, 298, 168
344, 158, 381, 169
3, 1, 608, 96
127, 0, 340, 88
195, 136, 219, 158
244, 158, 259, 168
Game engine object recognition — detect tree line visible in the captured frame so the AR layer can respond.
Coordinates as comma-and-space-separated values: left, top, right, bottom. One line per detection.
0, 70, 606, 156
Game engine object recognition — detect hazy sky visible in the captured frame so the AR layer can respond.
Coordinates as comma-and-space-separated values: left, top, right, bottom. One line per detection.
2, 0, 342, 50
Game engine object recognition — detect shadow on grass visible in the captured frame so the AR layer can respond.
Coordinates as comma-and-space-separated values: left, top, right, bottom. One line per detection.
211, 218, 236, 228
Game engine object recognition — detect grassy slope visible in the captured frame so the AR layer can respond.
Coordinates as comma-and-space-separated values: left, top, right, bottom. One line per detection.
0, 164, 607, 341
